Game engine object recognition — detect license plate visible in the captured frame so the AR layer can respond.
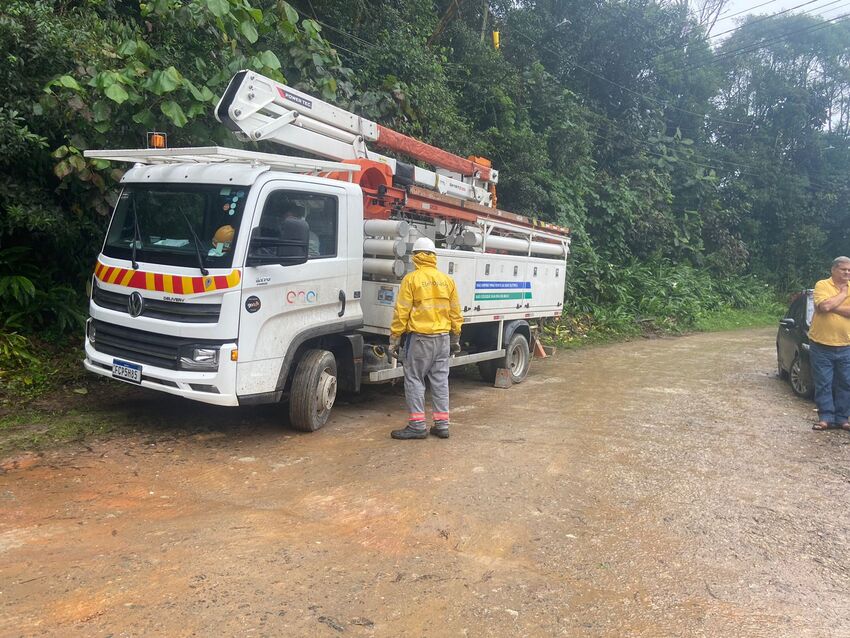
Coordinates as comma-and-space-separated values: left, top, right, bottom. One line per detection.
112, 359, 142, 384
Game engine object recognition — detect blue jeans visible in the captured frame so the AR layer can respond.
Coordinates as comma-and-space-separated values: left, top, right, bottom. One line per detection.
809, 342, 850, 424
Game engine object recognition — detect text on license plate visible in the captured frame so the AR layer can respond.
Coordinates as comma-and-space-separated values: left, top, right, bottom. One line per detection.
112, 359, 142, 384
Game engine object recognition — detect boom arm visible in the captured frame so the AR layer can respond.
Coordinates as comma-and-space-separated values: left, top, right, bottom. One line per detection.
215, 70, 496, 206
214, 70, 570, 247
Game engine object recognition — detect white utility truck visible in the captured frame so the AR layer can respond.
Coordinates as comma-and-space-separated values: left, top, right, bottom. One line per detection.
83, 70, 571, 431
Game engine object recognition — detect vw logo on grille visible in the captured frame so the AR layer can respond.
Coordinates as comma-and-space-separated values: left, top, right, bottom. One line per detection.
128, 291, 145, 318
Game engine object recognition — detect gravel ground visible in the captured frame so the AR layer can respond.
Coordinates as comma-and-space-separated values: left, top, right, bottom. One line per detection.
2, 327, 849, 637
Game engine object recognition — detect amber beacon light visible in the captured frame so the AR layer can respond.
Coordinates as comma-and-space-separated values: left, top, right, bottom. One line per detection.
147, 132, 168, 149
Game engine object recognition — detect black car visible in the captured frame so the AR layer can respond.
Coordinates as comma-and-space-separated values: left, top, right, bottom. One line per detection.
776, 290, 814, 398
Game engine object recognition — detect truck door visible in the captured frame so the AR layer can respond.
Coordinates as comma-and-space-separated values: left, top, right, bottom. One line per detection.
236, 181, 350, 398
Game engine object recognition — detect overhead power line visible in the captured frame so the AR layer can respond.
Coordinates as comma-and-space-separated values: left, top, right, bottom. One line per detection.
649, 0, 848, 66
592, 126, 844, 192
520, 4, 848, 129
516, 31, 754, 128
516, 33, 846, 190
679, 10, 850, 72
591, 128, 763, 176
707, 0, 844, 40
285, 5, 847, 192
650, 7, 850, 76
713, 0, 788, 25
307, 13, 468, 70
649, 0, 785, 52
313, 17, 773, 177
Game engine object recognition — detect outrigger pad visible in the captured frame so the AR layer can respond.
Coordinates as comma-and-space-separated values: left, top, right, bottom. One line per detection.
494, 368, 512, 389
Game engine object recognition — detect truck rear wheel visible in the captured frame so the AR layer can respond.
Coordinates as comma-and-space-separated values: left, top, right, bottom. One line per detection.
289, 349, 337, 432
477, 332, 531, 385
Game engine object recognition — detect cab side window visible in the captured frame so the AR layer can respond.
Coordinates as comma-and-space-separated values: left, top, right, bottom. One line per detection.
258, 191, 338, 259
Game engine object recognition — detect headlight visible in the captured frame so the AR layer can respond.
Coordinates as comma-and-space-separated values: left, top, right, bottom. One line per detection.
179, 347, 220, 371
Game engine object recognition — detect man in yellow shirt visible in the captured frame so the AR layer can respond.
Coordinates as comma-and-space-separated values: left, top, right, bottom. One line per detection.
808, 256, 850, 430
388, 237, 463, 440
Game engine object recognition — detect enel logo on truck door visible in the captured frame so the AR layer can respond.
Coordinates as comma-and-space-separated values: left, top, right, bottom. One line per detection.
286, 290, 318, 304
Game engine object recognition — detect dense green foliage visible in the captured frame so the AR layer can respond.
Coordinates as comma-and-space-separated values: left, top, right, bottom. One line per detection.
1, 0, 848, 369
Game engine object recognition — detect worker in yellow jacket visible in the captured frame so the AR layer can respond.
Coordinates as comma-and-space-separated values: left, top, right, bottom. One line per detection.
389, 237, 463, 439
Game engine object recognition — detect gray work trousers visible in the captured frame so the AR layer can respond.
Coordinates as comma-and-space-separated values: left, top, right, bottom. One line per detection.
403, 332, 450, 428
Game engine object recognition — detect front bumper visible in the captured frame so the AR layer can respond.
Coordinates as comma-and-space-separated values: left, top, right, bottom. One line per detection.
84, 340, 240, 407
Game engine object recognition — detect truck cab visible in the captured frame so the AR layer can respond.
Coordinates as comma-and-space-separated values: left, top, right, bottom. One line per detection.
85, 160, 365, 421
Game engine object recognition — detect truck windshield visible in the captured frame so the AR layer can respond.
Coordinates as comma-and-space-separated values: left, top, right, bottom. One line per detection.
102, 184, 248, 269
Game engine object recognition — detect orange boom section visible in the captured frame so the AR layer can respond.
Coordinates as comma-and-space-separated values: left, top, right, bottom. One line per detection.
375, 125, 494, 182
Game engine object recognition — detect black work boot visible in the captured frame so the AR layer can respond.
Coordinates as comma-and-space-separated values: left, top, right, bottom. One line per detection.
391, 425, 427, 440
430, 424, 450, 439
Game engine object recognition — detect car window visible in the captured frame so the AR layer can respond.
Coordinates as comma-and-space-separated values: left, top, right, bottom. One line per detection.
785, 297, 802, 320
805, 291, 814, 327
790, 297, 806, 326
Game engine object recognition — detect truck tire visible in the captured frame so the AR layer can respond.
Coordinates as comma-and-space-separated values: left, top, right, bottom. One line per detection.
289, 349, 337, 432
478, 332, 531, 385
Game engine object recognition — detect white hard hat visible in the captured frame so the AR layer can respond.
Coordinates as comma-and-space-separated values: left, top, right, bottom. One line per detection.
412, 237, 436, 253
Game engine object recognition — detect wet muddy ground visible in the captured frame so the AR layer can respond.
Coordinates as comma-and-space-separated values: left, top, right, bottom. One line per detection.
2, 327, 850, 637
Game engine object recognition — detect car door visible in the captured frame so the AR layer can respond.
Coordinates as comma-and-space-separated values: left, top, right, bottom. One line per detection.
778, 296, 804, 370
236, 180, 349, 397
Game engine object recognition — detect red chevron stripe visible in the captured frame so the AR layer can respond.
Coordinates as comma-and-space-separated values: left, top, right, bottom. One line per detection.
94, 261, 240, 295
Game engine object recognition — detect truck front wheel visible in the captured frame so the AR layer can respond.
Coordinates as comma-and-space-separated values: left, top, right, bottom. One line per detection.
289, 349, 337, 432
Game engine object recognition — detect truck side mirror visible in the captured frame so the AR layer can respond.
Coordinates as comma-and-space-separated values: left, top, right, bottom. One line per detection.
245, 218, 310, 267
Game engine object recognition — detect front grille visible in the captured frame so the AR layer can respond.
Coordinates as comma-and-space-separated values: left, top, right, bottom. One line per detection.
92, 320, 226, 370
92, 286, 128, 313
93, 284, 221, 323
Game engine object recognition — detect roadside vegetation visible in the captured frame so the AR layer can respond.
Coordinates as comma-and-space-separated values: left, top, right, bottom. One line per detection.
549, 264, 783, 345
1, 0, 847, 443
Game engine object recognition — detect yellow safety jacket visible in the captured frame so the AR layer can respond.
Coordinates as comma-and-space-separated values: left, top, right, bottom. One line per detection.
390, 252, 463, 337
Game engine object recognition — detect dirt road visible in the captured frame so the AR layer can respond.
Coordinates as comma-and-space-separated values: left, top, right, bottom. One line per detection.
2, 328, 850, 637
